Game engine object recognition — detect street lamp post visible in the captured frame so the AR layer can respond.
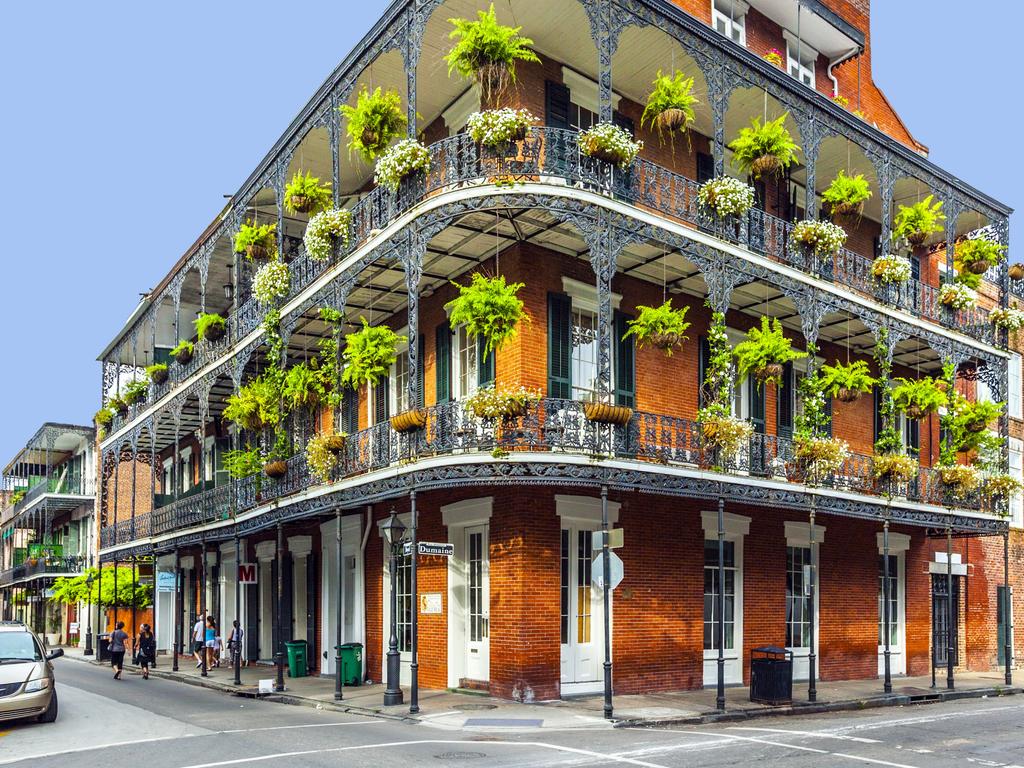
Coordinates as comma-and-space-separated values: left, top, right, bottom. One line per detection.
381, 510, 406, 707
83, 572, 95, 656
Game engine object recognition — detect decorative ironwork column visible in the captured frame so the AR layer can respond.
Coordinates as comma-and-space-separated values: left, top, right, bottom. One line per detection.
716, 491, 726, 712
334, 508, 344, 700
600, 483, 613, 719
409, 489, 419, 714
1004, 531, 1013, 686
403, 232, 425, 411
882, 515, 892, 694
945, 526, 954, 690
275, 523, 285, 692
807, 497, 817, 702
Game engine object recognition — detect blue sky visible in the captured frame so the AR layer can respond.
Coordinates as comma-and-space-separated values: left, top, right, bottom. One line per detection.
0, 1, 1017, 463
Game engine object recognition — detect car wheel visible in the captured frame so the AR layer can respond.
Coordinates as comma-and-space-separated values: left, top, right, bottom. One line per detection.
37, 691, 58, 723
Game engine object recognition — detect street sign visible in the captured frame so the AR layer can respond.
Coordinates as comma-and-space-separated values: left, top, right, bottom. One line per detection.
592, 528, 624, 550
156, 571, 177, 593
404, 541, 455, 557
592, 551, 624, 590
238, 563, 257, 584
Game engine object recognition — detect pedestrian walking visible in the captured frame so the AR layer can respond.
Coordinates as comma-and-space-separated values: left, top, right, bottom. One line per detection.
192, 611, 205, 668
213, 631, 223, 668
227, 620, 244, 668
109, 621, 129, 680
204, 616, 217, 670
135, 623, 156, 680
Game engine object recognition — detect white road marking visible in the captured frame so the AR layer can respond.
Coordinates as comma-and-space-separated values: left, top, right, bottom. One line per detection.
729, 726, 882, 743
174, 739, 672, 768
0, 735, 200, 766
832, 753, 922, 768
219, 720, 382, 733
836, 704, 1024, 734
684, 730, 829, 754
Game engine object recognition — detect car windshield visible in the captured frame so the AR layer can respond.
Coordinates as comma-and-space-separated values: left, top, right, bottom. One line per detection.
0, 632, 42, 661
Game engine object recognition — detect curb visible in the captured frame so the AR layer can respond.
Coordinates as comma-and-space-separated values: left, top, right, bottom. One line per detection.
614, 685, 1022, 728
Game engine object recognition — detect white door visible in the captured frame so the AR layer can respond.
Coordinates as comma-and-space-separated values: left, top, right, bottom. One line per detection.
878, 552, 906, 675
259, 560, 273, 660
703, 538, 743, 686
785, 545, 818, 681
464, 525, 490, 682
560, 527, 605, 693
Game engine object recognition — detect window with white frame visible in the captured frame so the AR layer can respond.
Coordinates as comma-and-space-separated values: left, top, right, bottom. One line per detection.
392, 350, 410, 416
203, 437, 215, 484
711, 0, 747, 46
786, 546, 812, 648
454, 325, 479, 400
1010, 353, 1022, 419
1010, 437, 1023, 528
162, 458, 173, 495
878, 554, 899, 645
396, 552, 413, 652
561, 68, 615, 132
704, 539, 736, 650
179, 447, 193, 493
571, 308, 599, 402
785, 34, 817, 88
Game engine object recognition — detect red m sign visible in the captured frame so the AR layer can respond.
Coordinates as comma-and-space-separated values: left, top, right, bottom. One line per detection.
238, 563, 257, 584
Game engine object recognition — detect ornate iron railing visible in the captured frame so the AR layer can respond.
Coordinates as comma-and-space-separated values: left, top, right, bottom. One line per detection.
120, 398, 987, 541
0, 555, 87, 585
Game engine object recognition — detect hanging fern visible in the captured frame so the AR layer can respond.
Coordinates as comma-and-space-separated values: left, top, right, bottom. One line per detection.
444, 273, 527, 355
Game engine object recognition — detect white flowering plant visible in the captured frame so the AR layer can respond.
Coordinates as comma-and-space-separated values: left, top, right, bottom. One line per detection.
697, 176, 755, 218
303, 208, 352, 262
466, 384, 541, 420
467, 108, 535, 148
374, 139, 431, 192
577, 122, 643, 168
790, 219, 847, 257
253, 259, 290, 305
939, 282, 977, 310
306, 432, 343, 484
990, 305, 1024, 330
871, 254, 912, 284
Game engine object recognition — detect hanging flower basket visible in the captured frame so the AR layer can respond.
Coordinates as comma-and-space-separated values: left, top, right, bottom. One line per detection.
583, 402, 633, 426
872, 453, 918, 483
246, 244, 270, 261
697, 176, 756, 219
754, 362, 784, 384
390, 409, 426, 433
939, 463, 980, 491
577, 123, 643, 169
323, 434, 346, 453
263, 460, 288, 479
655, 108, 691, 133
172, 345, 193, 366
835, 387, 861, 403
1009, 264, 1024, 281
939, 282, 977, 310
700, 414, 754, 456
871, 254, 911, 284
288, 194, 312, 214
650, 331, 682, 350
204, 324, 225, 342
906, 230, 929, 247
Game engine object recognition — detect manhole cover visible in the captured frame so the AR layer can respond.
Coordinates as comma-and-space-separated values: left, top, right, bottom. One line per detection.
434, 752, 487, 760
458, 703, 498, 711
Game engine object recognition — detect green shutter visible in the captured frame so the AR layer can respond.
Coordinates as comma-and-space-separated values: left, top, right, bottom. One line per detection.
342, 391, 359, 434
614, 310, 635, 408
749, 378, 766, 435
374, 375, 390, 423
548, 292, 572, 398
777, 362, 794, 440
477, 336, 495, 388
435, 323, 451, 404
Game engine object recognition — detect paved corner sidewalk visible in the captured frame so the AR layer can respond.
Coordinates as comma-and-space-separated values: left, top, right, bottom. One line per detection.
59, 645, 1021, 731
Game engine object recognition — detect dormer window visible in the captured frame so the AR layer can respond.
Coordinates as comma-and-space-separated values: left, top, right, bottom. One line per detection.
712, 0, 747, 47
784, 33, 818, 88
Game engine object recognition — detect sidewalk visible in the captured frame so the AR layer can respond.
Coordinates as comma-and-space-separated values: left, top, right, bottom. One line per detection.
60, 645, 1020, 731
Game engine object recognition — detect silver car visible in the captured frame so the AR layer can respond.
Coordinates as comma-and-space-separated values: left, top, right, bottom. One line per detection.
0, 621, 62, 723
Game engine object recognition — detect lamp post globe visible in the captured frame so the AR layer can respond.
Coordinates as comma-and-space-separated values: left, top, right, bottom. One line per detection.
382, 510, 406, 706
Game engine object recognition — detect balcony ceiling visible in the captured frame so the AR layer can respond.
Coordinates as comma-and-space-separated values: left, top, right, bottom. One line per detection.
750, 0, 862, 59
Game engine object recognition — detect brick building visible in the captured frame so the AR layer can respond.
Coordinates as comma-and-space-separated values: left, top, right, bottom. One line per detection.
95, 0, 1018, 706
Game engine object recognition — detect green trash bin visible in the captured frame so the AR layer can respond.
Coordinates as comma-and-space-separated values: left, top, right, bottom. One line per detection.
285, 640, 308, 678
336, 642, 362, 686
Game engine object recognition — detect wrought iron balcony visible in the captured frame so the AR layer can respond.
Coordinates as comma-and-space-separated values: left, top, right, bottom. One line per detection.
0, 555, 87, 586
106, 398, 995, 544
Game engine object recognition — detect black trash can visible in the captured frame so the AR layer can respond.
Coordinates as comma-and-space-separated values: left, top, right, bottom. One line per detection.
98, 633, 111, 663
749, 645, 793, 705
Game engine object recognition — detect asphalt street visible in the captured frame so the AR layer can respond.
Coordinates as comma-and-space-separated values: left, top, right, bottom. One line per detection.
1, 659, 1022, 767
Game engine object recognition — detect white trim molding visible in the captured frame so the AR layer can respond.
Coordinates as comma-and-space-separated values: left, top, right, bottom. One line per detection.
556, 494, 620, 526
562, 276, 621, 314
255, 540, 276, 561
287, 535, 313, 558
784, 520, 827, 547
701, 510, 751, 538
876, 531, 911, 553
441, 497, 493, 529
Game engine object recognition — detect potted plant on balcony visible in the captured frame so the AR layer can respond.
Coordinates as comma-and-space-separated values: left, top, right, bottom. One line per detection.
467, 108, 535, 150
339, 86, 407, 163
621, 299, 691, 356
223, 375, 281, 432
252, 259, 291, 305
939, 462, 981, 495
990, 305, 1024, 332
466, 384, 540, 420
284, 171, 332, 216
728, 114, 799, 179
698, 402, 754, 458
956, 399, 1002, 434
263, 432, 290, 479
872, 452, 919, 484
822, 170, 872, 221
762, 48, 784, 67
818, 359, 876, 403
108, 394, 128, 417
697, 176, 756, 219
892, 195, 945, 247
733, 316, 806, 387
374, 138, 431, 192
871, 253, 912, 284
94, 406, 114, 432
195, 313, 226, 343
341, 319, 405, 389
984, 473, 1023, 502
304, 208, 352, 262
233, 221, 277, 262
892, 377, 947, 420
445, 3, 540, 105
955, 234, 1007, 275
224, 445, 263, 479
790, 219, 848, 261
1009, 263, 1024, 281
122, 379, 148, 406
445, 272, 527, 355
578, 122, 643, 169
306, 432, 343, 484
640, 70, 698, 141
171, 340, 194, 366
145, 362, 168, 385
938, 281, 977, 310
794, 434, 850, 481
283, 361, 328, 412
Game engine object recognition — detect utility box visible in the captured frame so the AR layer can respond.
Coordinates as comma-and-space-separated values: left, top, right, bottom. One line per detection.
750, 646, 793, 705
337, 642, 363, 686
285, 640, 308, 678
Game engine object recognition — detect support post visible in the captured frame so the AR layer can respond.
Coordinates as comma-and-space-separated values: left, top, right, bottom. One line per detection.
882, 517, 892, 694
234, 534, 242, 686
410, 490, 419, 714
335, 509, 344, 700
946, 527, 954, 691
113, 559, 119, 634
1005, 531, 1013, 686
174, 552, 183, 672
131, 558, 137, 661
383, 533, 403, 706
601, 484, 613, 719
84, 572, 94, 656
807, 500, 817, 703
200, 543, 208, 678
716, 493, 726, 712
275, 523, 285, 692
97, 562, 104, 657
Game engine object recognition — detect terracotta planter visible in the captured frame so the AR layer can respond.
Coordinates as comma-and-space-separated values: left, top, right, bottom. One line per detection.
149, 367, 168, 385
263, 460, 288, 479
750, 154, 781, 179
835, 387, 861, 403
246, 243, 270, 261
967, 260, 991, 275
1009, 264, 1024, 281
289, 194, 313, 214
390, 409, 426, 433
323, 435, 346, 454
655, 108, 690, 133
173, 348, 193, 366
583, 402, 633, 426
754, 362, 784, 383
907, 230, 928, 247
584, 143, 628, 167
203, 323, 226, 343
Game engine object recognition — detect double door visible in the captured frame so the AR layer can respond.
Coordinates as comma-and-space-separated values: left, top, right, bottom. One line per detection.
560, 527, 606, 693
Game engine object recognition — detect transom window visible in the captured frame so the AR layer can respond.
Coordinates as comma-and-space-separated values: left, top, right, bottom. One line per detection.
878, 554, 898, 646
704, 539, 736, 650
455, 325, 478, 399
571, 308, 599, 402
786, 546, 812, 648
712, 0, 746, 46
